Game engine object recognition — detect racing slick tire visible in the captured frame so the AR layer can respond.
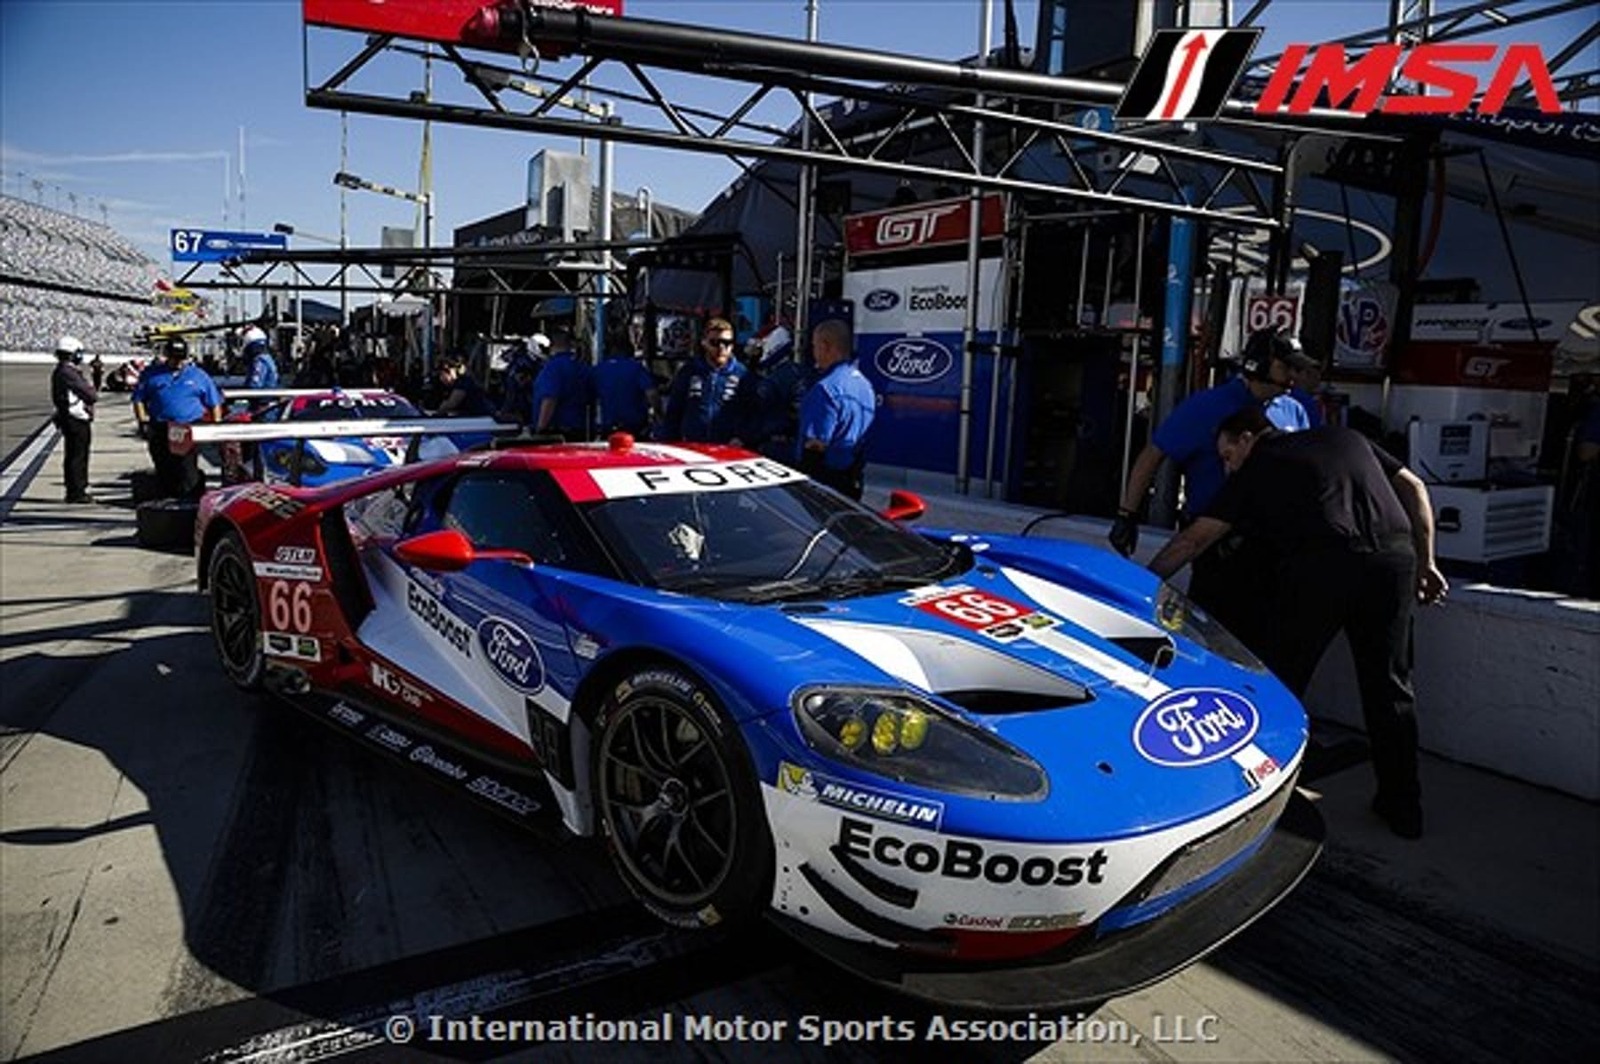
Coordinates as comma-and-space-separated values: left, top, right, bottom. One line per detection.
593, 667, 773, 930
135, 498, 197, 551
207, 532, 265, 691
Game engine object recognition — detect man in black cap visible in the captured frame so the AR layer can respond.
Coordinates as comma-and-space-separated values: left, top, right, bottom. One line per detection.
1110, 327, 1317, 649
50, 335, 98, 504
1148, 406, 1448, 838
132, 336, 223, 498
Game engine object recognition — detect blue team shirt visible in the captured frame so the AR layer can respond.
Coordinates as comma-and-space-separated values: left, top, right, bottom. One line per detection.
246, 350, 280, 389
1267, 392, 1311, 432
664, 357, 748, 442
531, 352, 592, 432
1287, 386, 1323, 428
798, 361, 876, 471
133, 361, 223, 423
1152, 376, 1307, 518
591, 355, 655, 431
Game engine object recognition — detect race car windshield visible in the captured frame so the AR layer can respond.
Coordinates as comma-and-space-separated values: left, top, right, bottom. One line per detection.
291, 395, 421, 421
583, 480, 966, 602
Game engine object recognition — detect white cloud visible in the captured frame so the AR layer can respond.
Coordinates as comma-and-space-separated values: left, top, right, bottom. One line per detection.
1, 143, 229, 166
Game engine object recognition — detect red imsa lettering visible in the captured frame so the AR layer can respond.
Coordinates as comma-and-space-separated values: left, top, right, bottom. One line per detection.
1257, 42, 1561, 116
837, 817, 1108, 887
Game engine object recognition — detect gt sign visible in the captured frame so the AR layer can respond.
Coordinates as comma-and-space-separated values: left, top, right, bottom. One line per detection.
171, 229, 287, 263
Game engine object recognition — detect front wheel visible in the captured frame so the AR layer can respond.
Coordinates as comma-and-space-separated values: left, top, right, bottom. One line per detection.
593, 668, 772, 929
209, 532, 264, 690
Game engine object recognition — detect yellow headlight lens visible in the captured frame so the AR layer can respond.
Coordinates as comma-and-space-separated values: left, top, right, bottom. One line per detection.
838, 715, 867, 751
898, 709, 929, 751
871, 712, 899, 754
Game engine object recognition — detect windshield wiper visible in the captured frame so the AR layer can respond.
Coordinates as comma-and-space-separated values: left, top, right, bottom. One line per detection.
806, 571, 934, 601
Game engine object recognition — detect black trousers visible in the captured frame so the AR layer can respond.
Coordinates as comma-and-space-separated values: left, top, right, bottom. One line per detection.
146, 421, 203, 499
58, 417, 91, 499
799, 449, 865, 501
1262, 538, 1421, 805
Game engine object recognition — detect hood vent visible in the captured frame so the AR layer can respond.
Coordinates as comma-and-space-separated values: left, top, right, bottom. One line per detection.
794, 619, 1094, 715
940, 688, 1093, 715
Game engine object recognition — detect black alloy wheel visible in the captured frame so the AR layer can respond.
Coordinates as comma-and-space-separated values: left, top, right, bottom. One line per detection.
595, 669, 771, 929
209, 533, 265, 690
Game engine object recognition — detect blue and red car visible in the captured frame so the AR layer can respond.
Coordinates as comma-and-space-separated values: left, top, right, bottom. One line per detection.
195, 436, 1321, 1009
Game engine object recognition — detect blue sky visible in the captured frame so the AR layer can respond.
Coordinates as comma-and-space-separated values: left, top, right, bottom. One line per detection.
3, 1, 1592, 274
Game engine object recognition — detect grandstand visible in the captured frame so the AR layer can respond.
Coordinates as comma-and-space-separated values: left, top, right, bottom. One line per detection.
0, 195, 181, 355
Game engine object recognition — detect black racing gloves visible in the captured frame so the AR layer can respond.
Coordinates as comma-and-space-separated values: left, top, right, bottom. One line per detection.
1109, 509, 1139, 557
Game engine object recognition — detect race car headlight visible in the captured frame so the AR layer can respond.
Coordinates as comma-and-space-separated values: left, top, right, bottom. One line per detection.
1154, 582, 1266, 673
793, 687, 1047, 800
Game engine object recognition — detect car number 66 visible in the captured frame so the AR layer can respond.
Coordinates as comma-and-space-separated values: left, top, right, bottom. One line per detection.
268, 580, 313, 633
932, 592, 1021, 625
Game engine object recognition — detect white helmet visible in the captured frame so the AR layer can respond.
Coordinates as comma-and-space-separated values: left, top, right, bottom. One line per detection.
243, 325, 268, 349
55, 335, 84, 359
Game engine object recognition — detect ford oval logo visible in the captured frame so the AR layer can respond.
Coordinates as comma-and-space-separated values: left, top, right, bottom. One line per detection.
1133, 688, 1259, 767
476, 616, 546, 694
863, 288, 900, 312
873, 336, 953, 384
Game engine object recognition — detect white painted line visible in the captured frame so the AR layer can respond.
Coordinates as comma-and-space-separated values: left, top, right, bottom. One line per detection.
0, 422, 59, 520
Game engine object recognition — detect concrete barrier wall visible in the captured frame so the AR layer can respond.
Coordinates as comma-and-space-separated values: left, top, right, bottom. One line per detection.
869, 470, 1600, 800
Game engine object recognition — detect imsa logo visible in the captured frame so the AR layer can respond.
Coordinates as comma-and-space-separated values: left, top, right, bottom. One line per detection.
1116, 29, 1261, 122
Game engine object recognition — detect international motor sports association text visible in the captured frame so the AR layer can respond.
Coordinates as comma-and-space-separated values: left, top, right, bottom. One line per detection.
384, 1010, 1223, 1047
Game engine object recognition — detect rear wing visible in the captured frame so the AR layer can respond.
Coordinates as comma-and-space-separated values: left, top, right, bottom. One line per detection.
170, 416, 521, 454
220, 388, 391, 401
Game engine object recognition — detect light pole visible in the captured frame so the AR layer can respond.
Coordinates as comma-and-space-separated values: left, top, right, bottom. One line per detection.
472, 67, 615, 359
272, 222, 313, 355
333, 171, 435, 371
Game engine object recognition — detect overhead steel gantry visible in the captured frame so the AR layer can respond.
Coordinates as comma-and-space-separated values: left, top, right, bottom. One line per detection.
301, 3, 1303, 232
167, 234, 748, 300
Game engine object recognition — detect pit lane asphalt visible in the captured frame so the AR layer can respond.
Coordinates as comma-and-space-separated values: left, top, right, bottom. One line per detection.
1, 407, 1595, 1064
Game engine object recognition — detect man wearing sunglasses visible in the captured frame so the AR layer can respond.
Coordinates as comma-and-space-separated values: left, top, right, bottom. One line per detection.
661, 317, 753, 443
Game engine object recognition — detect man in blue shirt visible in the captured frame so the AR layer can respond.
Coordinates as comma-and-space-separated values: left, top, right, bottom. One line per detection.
1109, 328, 1316, 646
661, 317, 750, 443
591, 332, 658, 437
798, 318, 877, 500
242, 326, 280, 389
132, 337, 224, 498
532, 327, 592, 439
1112, 329, 1315, 550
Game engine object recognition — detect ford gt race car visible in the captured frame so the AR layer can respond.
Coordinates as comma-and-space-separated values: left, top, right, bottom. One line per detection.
210, 389, 492, 487
195, 437, 1321, 1009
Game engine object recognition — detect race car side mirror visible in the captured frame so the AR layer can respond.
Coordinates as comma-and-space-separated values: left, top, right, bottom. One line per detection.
882, 489, 926, 523
396, 529, 534, 572
396, 529, 476, 572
